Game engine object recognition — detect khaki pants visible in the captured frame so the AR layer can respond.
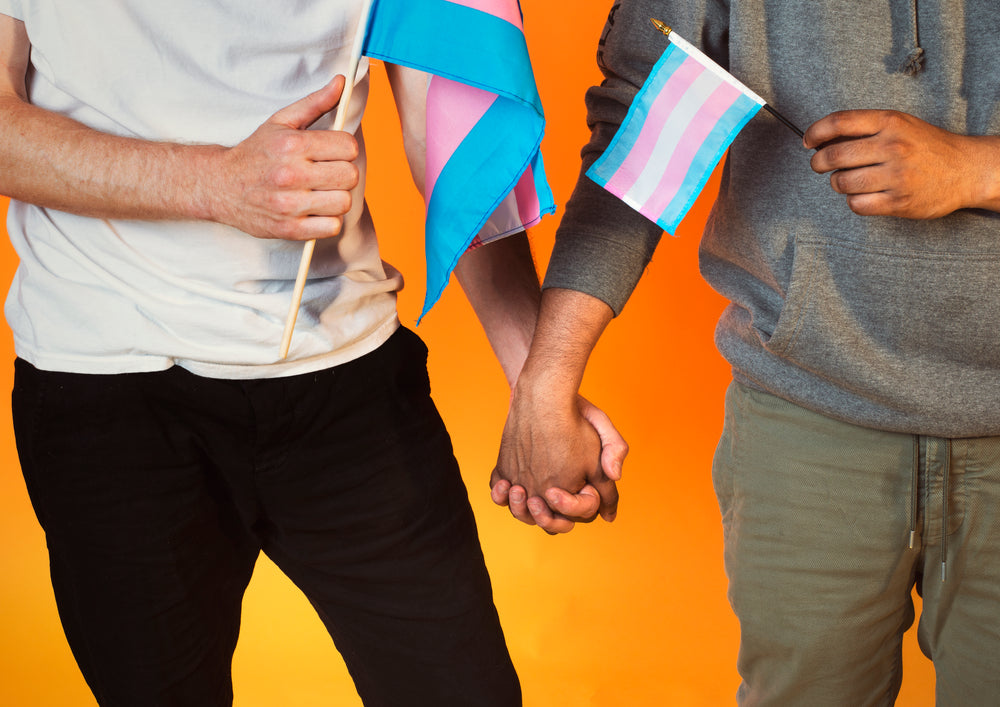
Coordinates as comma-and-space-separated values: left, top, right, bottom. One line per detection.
713, 382, 1000, 706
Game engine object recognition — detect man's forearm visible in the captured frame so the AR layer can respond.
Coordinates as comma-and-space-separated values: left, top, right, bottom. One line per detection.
455, 232, 540, 387
0, 95, 221, 222
515, 287, 613, 406
1, 11, 358, 242
0, 14, 217, 221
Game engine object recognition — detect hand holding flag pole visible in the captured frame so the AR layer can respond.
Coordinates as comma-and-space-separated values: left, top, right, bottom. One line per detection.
279, 0, 375, 360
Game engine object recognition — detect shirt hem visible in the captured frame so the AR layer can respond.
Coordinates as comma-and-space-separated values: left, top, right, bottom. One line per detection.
13, 316, 401, 380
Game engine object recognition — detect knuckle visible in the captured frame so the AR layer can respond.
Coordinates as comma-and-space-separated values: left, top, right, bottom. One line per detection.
827, 111, 848, 131
514, 511, 537, 527
342, 162, 360, 189
269, 165, 298, 190
881, 110, 905, 128
338, 134, 360, 160
272, 219, 300, 240
273, 131, 305, 156
825, 141, 850, 164
810, 152, 827, 174
335, 188, 354, 214
267, 190, 298, 216
846, 195, 874, 216
541, 519, 568, 534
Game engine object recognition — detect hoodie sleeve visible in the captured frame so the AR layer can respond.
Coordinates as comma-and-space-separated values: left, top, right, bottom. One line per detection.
543, 0, 730, 315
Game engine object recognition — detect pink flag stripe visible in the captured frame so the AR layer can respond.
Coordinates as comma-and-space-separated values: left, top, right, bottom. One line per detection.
425, 76, 496, 203
513, 164, 541, 227
601, 56, 703, 197
444, 0, 523, 29
617, 68, 729, 206
640, 81, 742, 217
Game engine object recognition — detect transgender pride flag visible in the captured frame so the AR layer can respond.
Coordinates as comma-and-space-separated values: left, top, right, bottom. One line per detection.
363, 0, 555, 317
588, 27, 765, 234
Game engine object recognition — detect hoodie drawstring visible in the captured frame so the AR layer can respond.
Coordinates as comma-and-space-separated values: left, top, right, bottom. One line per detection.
900, 0, 926, 75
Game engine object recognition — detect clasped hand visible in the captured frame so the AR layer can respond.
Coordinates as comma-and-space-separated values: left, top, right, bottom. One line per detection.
491, 387, 628, 535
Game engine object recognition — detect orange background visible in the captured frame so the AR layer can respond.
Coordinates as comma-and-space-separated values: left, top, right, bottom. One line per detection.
0, 1, 936, 704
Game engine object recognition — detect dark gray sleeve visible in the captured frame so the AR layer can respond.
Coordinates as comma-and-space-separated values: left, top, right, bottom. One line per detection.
543, 0, 730, 316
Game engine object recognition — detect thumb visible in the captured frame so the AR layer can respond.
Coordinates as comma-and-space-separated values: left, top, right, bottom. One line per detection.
578, 398, 629, 481
270, 75, 347, 130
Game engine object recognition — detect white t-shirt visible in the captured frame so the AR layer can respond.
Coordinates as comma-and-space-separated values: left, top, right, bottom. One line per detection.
1, 1, 403, 378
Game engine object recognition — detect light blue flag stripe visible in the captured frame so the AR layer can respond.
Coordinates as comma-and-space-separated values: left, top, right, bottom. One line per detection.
589, 42, 686, 184
658, 93, 761, 232
364, 0, 541, 115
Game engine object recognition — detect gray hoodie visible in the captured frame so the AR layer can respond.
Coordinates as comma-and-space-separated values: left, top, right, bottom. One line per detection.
545, 0, 1000, 437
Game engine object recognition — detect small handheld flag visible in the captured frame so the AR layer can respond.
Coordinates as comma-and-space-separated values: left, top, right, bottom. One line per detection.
587, 19, 802, 235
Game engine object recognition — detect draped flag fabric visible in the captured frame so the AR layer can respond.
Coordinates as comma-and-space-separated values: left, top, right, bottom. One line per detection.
587, 29, 765, 234
363, 0, 555, 317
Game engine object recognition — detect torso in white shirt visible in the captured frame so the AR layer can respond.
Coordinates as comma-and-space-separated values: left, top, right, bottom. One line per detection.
2, 0, 403, 378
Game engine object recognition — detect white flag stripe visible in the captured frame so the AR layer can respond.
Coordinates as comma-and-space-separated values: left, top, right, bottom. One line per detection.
623, 69, 724, 208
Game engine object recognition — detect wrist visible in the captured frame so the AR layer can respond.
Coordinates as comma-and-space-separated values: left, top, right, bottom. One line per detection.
512, 355, 582, 413
964, 135, 1000, 213
185, 144, 230, 224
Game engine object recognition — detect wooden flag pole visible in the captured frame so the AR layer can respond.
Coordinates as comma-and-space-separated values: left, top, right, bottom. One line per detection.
279, 0, 375, 360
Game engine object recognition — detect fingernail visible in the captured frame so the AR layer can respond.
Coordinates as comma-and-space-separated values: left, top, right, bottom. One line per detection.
510, 488, 524, 503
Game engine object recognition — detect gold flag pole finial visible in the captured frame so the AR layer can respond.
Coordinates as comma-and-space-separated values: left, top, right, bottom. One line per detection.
650, 18, 673, 37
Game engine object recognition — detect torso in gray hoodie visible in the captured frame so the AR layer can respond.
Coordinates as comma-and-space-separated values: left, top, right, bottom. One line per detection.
546, 0, 1000, 438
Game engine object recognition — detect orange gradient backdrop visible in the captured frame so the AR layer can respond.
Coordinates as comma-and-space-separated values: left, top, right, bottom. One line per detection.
0, 2, 935, 704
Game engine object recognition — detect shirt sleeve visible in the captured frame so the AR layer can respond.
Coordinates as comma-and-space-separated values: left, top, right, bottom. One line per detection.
0, 1, 25, 21
543, 0, 729, 316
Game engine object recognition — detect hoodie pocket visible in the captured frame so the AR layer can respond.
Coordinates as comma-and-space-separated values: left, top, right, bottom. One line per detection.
763, 236, 1000, 410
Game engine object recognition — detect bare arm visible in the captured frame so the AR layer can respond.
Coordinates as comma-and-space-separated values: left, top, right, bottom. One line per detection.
385, 60, 542, 382
384, 61, 627, 531
458, 240, 627, 535
805, 109, 1000, 218
0, 14, 359, 240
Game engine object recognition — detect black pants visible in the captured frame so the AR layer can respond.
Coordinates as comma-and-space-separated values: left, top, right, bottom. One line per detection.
12, 328, 520, 707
